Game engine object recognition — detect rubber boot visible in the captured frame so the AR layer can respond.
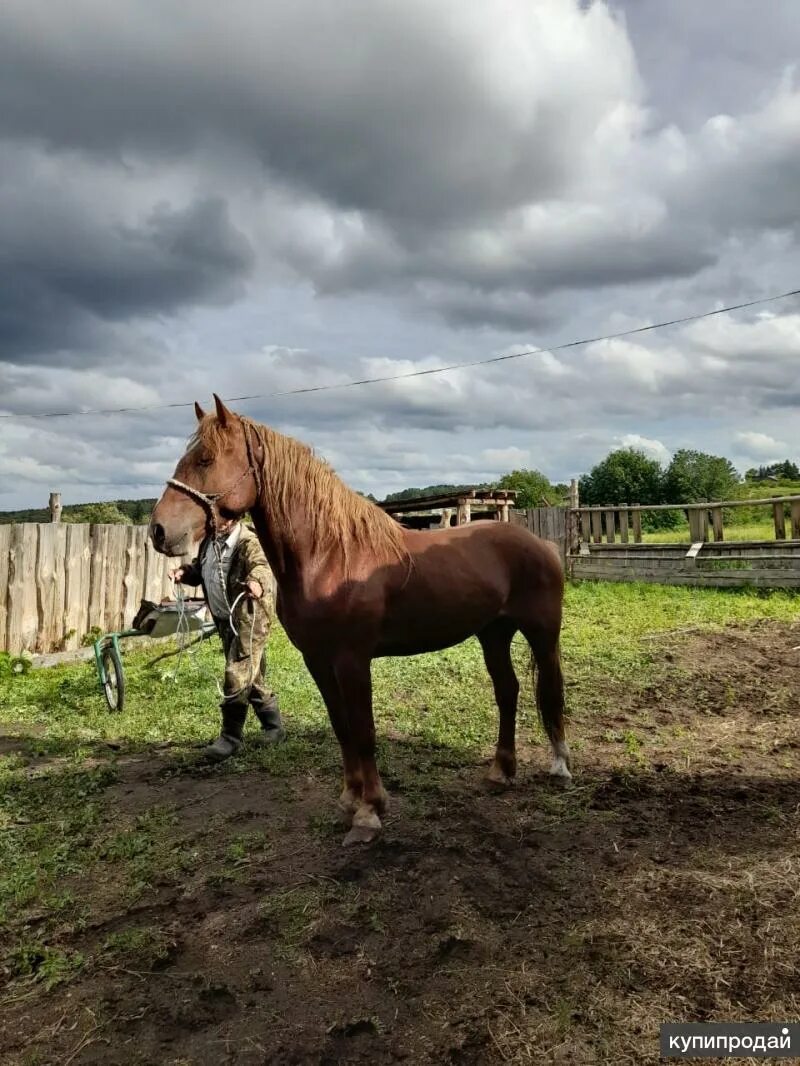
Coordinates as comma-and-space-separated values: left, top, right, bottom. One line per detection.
251, 695, 286, 746
205, 702, 247, 762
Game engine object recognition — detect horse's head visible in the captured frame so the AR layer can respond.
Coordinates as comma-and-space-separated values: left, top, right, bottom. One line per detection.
149, 394, 260, 556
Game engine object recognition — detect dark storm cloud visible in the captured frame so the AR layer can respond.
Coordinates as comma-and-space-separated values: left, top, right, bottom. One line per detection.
2, 0, 798, 353
0, 163, 255, 363
0, 1, 636, 225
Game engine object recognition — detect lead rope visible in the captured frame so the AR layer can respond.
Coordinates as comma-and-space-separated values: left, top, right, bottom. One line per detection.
165, 571, 266, 703
164, 582, 193, 682
210, 534, 258, 701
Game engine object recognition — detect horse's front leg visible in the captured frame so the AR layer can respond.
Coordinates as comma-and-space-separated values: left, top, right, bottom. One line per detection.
302, 652, 363, 820
333, 650, 386, 846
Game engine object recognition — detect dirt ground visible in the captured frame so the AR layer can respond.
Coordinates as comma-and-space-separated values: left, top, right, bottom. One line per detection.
3, 619, 799, 1065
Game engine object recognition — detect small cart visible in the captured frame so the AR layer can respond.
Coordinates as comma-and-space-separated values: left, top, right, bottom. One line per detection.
93, 598, 215, 711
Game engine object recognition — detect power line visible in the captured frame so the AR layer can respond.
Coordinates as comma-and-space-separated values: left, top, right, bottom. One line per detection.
1, 286, 798, 422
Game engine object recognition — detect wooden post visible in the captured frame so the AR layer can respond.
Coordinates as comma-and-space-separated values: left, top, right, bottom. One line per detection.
580, 510, 591, 550
691, 505, 708, 541
710, 506, 724, 542
619, 505, 629, 544
688, 507, 709, 543
499, 501, 510, 522
773, 501, 786, 541
566, 507, 581, 556
603, 509, 616, 544
49, 492, 62, 523
590, 510, 603, 544
631, 506, 642, 544
440, 508, 453, 528
569, 479, 579, 511
791, 500, 800, 541
456, 498, 471, 525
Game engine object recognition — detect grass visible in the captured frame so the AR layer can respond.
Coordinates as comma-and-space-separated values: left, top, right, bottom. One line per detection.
642, 520, 779, 543
0, 580, 798, 1000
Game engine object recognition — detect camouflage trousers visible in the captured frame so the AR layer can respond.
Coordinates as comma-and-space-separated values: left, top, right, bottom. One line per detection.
217, 620, 280, 739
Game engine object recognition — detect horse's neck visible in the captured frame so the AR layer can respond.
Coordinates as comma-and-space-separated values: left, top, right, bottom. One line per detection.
248, 497, 318, 590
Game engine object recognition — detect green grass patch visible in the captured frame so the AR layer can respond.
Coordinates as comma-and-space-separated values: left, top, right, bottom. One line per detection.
643, 520, 783, 544
4, 942, 84, 991
101, 926, 175, 970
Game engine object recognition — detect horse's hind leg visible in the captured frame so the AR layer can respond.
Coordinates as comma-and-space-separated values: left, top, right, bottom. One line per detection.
523, 625, 572, 783
479, 621, 520, 787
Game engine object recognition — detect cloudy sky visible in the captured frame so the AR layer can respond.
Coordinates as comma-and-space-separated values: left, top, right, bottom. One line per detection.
1, 0, 799, 509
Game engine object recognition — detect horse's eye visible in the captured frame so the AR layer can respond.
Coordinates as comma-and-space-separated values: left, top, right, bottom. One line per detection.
198, 456, 213, 467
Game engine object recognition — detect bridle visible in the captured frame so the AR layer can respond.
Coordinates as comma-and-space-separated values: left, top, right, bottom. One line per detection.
165, 420, 263, 538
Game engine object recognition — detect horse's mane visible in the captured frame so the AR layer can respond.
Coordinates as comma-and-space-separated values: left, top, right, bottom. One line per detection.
191, 414, 408, 570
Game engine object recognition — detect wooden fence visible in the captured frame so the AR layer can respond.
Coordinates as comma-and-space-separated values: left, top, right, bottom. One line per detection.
0, 523, 190, 655
5, 493, 798, 654
567, 495, 800, 589
512, 506, 572, 563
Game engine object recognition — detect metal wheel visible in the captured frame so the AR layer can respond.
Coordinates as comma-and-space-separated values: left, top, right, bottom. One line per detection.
10, 656, 31, 676
101, 643, 125, 712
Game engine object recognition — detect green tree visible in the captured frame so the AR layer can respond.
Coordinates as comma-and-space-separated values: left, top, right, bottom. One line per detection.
755, 460, 799, 482
497, 469, 559, 508
64, 503, 133, 525
663, 449, 739, 503
579, 448, 665, 506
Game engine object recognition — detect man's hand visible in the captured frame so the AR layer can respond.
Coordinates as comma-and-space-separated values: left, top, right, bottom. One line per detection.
245, 578, 263, 599
171, 566, 186, 583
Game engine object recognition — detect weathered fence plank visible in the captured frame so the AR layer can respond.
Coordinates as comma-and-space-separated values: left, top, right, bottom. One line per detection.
619, 507, 629, 544
87, 524, 110, 635
603, 509, 615, 544
525, 507, 568, 565
711, 507, 724, 542
584, 511, 597, 550
121, 526, 147, 629
63, 524, 90, 650
773, 501, 786, 541
103, 526, 128, 633
590, 511, 603, 544
7, 524, 39, 653
631, 509, 642, 544
688, 508, 708, 543
0, 525, 10, 652
36, 524, 68, 652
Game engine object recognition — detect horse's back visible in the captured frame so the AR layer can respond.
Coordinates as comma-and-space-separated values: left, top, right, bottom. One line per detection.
404, 521, 563, 586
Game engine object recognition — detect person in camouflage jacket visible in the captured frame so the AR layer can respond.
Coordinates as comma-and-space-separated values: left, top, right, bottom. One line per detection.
172, 519, 286, 761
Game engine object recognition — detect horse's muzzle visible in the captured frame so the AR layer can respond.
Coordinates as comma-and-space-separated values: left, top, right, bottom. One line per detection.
149, 521, 167, 552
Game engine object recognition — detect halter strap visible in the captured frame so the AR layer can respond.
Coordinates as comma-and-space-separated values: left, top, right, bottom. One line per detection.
166, 421, 263, 537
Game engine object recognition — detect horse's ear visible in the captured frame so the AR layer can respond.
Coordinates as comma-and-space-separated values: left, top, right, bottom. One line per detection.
194, 401, 206, 422
213, 393, 233, 427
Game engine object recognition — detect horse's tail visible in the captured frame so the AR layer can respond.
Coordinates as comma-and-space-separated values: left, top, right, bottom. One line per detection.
526, 629, 567, 753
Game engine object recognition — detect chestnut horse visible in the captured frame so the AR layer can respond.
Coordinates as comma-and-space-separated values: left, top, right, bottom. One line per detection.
149, 395, 571, 845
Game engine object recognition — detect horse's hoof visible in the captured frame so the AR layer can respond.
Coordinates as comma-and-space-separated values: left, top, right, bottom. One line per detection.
342, 823, 381, 846
487, 761, 514, 789
549, 757, 574, 787
342, 805, 382, 846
